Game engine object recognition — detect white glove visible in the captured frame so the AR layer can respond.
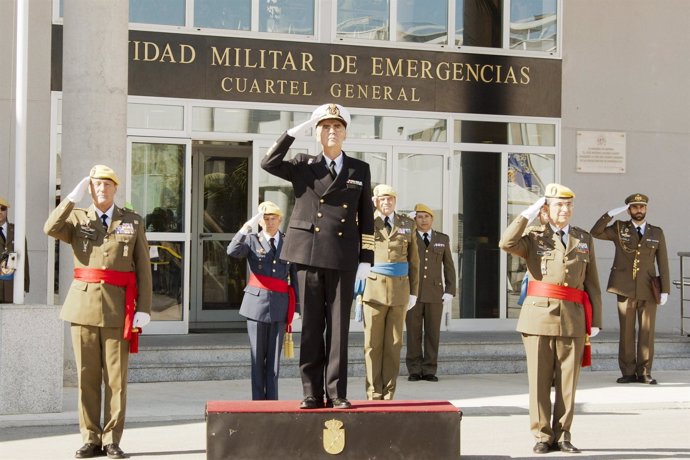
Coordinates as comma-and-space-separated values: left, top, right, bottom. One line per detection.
442, 293, 453, 304
133, 312, 151, 328
660, 293, 668, 306
607, 205, 629, 217
286, 112, 320, 137
590, 327, 600, 338
241, 212, 263, 234
67, 176, 91, 203
407, 211, 416, 219
520, 197, 546, 222
407, 295, 418, 311
292, 312, 301, 321
355, 262, 371, 281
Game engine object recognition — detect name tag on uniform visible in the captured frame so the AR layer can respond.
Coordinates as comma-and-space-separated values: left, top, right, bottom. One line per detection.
115, 223, 135, 235
346, 179, 363, 187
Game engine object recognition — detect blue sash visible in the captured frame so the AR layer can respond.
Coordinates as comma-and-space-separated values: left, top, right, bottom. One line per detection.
0, 273, 14, 281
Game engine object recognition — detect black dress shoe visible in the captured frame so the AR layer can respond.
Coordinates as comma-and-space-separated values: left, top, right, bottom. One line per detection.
533, 442, 551, 454
330, 398, 352, 409
299, 396, 324, 409
557, 441, 580, 453
103, 443, 126, 459
423, 374, 439, 382
638, 375, 657, 384
616, 375, 637, 383
408, 373, 421, 381
75, 443, 104, 458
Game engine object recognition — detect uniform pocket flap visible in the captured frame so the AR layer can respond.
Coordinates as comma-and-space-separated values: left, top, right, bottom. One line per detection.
244, 285, 261, 296
289, 219, 313, 231
71, 280, 89, 291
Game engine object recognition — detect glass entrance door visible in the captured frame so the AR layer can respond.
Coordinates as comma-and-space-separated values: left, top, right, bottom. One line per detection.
190, 142, 251, 329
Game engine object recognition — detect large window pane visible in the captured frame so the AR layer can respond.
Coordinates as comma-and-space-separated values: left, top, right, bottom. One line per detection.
132, 143, 185, 232
149, 240, 184, 321
456, 120, 555, 146
510, 0, 558, 52
337, 0, 390, 40
259, 0, 314, 35
195, 0, 251, 31
397, 153, 443, 225
130, 0, 185, 26
128, 103, 184, 131
398, 0, 448, 44
349, 115, 446, 142
193, 107, 311, 135
506, 152, 554, 318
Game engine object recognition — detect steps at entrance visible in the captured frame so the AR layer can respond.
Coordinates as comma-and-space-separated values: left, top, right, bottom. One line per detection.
128, 331, 690, 383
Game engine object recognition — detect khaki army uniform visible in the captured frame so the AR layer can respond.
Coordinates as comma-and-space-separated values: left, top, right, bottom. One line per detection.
0, 223, 30, 303
499, 216, 602, 444
44, 199, 152, 446
362, 212, 419, 400
405, 230, 456, 377
591, 213, 670, 377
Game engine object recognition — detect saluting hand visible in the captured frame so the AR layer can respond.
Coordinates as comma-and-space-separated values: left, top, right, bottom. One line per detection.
66, 176, 92, 203
520, 197, 546, 222
607, 204, 629, 217
287, 111, 321, 137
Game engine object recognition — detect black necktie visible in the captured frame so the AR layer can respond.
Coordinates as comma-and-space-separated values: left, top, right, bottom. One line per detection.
637, 226, 643, 239
384, 216, 391, 232
556, 230, 566, 248
269, 237, 277, 253
423, 232, 429, 247
101, 214, 108, 228
328, 160, 337, 179
0, 227, 5, 242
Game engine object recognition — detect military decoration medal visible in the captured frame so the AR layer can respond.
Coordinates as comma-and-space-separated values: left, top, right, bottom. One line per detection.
323, 419, 345, 455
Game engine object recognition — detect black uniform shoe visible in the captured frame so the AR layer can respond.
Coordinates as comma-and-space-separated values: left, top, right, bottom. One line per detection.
423, 374, 439, 382
638, 375, 657, 384
616, 375, 637, 383
103, 443, 126, 459
408, 373, 421, 381
533, 442, 551, 454
557, 441, 581, 453
330, 398, 352, 409
75, 443, 104, 458
299, 396, 324, 409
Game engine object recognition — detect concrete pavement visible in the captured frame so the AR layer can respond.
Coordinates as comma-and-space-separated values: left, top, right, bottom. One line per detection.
1, 370, 689, 459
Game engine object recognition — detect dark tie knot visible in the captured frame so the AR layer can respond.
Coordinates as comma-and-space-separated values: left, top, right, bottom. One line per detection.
423, 232, 430, 247
269, 237, 277, 252
637, 226, 643, 238
101, 214, 108, 228
328, 160, 337, 179
384, 216, 391, 231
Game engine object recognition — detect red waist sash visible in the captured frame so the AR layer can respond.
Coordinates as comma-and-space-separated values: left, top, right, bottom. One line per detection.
74, 268, 141, 353
247, 273, 296, 333
526, 280, 593, 367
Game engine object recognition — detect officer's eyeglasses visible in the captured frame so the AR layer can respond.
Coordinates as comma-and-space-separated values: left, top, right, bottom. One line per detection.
0, 206, 7, 211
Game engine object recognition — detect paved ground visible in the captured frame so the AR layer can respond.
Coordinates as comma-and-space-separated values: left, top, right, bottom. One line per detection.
1, 370, 689, 459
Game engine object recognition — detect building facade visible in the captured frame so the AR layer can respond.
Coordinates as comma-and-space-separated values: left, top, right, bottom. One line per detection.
2, 1, 688, 337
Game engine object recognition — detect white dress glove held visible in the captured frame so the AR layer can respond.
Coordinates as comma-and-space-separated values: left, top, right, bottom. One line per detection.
442, 293, 453, 304
607, 205, 629, 217
407, 295, 418, 311
67, 176, 92, 203
660, 293, 668, 306
133, 312, 151, 328
590, 326, 600, 338
355, 262, 371, 281
520, 197, 546, 222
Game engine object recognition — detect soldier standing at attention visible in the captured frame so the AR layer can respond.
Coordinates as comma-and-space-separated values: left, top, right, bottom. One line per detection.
0, 197, 30, 302
227, 201, 299, 400
44, 165, 152, 459
499, 183, 602, 455
261, 103, 375, 409
591, 193, 669, 385
405, 203, 456, 382
361, 184, 419, 400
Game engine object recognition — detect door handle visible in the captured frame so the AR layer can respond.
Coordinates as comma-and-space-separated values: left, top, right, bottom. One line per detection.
199, 233, 213, 239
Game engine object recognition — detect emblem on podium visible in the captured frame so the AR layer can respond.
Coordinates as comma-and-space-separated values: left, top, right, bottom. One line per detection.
323, 419, 345, 454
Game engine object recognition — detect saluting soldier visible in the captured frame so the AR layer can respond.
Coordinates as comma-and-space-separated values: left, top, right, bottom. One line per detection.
361, 184, 419, 400
591, 193, 670, 385
261, 103, 375, 410
0, 197, 30, 302
227, 201, 299, 400
44, 165, 152, 460
405, 203, 456, 383
499, 183, 602, 455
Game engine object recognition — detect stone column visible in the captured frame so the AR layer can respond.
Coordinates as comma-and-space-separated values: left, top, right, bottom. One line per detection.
59, 0, 129, 382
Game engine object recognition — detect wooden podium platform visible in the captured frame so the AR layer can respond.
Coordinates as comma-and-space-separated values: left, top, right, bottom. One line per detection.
206, 400, 462, 459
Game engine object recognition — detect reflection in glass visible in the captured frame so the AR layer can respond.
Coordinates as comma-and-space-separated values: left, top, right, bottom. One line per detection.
131, 143, 185, 232
259, 0, 314, 35
510, 0, 557, 52
397, 0, 448, 44
149, 241, 184, 321
506, 152, 554, 318
337, 0, 390, 40
346, 152, 387, 192
192, 107, 311, 135
259, 149, 307, 230
454, 0, 464, 45
451, 150, 501, 319
202, 240, 246, 310
349, 115, 447, 142
195, 0, 251, 31
128, 103, 184, 131
130, 0, 185, 26
203, 157, 248, 233
462, 0, 502, 47
456, 120, 555, 146
397, 153, 443, 226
